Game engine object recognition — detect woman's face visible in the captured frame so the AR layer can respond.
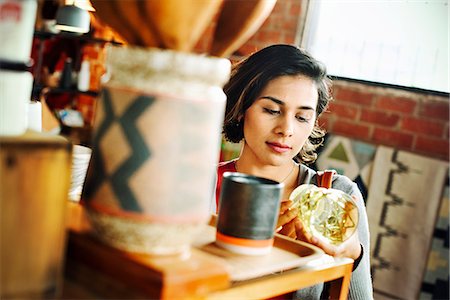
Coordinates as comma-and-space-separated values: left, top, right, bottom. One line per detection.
242, 75, 318, 167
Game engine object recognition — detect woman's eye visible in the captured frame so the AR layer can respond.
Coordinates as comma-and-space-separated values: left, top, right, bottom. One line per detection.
263, 108, 280, 115
296, 115, 309, 123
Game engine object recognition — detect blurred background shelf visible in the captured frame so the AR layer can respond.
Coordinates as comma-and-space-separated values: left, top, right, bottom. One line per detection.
34, 30, 122, 46
32, 84, 99, 99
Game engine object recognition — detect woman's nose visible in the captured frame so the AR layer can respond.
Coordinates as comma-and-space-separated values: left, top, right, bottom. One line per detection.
276, 116, 294, 137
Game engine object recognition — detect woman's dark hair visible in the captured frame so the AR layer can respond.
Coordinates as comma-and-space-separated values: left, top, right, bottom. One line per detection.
222, 44, 332, 164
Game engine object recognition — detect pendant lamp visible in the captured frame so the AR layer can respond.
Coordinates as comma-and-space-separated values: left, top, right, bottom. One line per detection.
55, 4, 90, 34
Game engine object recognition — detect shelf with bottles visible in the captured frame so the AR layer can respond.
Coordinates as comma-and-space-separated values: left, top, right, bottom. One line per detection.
40, 92, 96, 147
31, 30, 121, 96
30, 28, 122, 138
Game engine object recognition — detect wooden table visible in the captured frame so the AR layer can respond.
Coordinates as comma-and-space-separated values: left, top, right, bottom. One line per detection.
62, 202, 353, 299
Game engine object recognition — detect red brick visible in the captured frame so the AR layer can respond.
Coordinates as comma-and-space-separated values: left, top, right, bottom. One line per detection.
401, 117, 445, 137
290, 1, 301, 16
282, 18, 299, 32
360, 109, 400, 127
258, 30, 283, 44
268, 16, 284, 30
415, 136, 449, 161
318, 113, 332, 131
419, 100, 449, 120
331, 85, 342, 97
328, 102, 358, 119
272, 1, 286, 15
332, 120, 371, 140
284, 35, 296, 44
373, 128, 414, 148
236, 43, 259, 57
375, 96, 417, 114
334, 88, 374, 106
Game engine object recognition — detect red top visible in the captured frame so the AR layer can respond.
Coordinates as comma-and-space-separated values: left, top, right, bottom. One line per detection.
215, 160, 237, 211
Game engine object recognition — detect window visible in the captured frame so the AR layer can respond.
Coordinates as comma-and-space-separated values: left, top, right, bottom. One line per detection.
300, 0, 449, 93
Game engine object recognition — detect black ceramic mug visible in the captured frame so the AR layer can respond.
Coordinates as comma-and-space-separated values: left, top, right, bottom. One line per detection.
216, 172, 284, 255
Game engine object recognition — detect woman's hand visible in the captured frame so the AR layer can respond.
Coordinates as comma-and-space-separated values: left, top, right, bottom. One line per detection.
277, 197, 362, 261
294, 218, 362, 260
276, 200, 298, 239
293, 193, 362, 260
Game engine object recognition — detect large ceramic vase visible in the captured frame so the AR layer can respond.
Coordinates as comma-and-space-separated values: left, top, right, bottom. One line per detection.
82, 45, 230, 255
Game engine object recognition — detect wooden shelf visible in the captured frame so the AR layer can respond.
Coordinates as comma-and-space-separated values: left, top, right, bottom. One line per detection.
34, 30, 122, 45
32, 84, 99, 98
63, 203, 354, 299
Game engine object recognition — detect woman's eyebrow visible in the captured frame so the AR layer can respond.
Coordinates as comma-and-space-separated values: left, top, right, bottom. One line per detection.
259, 96, 315, 111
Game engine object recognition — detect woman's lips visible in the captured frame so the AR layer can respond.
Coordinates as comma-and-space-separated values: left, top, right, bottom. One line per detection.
266, 142, 291, 153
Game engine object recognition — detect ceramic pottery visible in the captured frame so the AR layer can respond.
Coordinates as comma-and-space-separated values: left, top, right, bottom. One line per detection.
82, 45, 230, 255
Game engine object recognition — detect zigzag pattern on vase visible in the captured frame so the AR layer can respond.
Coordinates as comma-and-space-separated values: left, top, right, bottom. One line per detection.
83, 88, 155, 212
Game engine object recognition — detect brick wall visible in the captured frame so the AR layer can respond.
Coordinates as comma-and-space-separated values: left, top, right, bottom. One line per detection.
232, 0, 301, 55
201, 0, 449, 162
323, 81, 449, 161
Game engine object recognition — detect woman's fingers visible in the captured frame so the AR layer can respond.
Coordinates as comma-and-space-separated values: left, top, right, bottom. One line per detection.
279, 200, 293, 214
277, 205, 298, 229
278, 219, 297, 238
294, 218, 312, 242
305, 231, 361, 259
277, 200, 298, 238
310, 237, 338, 256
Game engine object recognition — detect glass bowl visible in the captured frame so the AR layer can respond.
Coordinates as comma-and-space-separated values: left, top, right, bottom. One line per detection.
289, 184, 359, 245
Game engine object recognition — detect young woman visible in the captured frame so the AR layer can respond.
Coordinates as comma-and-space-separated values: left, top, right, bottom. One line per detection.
215, 44, 373, 299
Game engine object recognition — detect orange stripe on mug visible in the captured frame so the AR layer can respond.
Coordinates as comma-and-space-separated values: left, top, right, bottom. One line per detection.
216, 231, 274, 248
